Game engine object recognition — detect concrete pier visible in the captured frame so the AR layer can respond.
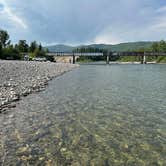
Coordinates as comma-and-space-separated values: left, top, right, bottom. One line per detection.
141, 52, 147, 64
143, 52, 146, 64
73, 54, 76, 64
106, 52, 110, 64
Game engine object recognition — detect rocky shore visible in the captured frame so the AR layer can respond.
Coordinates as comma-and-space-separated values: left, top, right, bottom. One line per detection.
0, 60, 78, 113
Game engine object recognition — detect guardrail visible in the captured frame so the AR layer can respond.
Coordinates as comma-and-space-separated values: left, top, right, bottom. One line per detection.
112, 52, 166, 56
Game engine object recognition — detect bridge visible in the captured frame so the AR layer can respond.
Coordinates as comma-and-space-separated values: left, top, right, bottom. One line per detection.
47, 52, 104, 63
46, 52, 166, 64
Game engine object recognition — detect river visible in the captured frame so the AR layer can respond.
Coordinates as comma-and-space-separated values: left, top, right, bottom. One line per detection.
0, 64, 166, 165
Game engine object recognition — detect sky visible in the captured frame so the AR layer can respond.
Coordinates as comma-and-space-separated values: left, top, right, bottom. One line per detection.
0, 0, 166, 45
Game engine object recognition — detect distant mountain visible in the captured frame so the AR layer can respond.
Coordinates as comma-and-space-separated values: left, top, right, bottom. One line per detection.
45, 44, 74, 52
45, 41, 154, 52
110, 42, 154, 52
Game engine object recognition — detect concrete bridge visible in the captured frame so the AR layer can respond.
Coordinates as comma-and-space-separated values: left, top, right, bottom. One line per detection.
46, 52, 166, 64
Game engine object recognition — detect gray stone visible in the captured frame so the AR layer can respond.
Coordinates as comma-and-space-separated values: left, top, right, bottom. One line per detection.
0, 60, 78, 111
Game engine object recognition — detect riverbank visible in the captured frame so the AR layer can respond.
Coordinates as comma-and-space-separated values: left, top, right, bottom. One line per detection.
119, 56, 166, 63
0, 60, 78, 113
110, 61, 157, 64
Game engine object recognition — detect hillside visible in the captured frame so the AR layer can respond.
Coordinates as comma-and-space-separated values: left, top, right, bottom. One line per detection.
111, 42, 154, 52
45, 41, 154, 52
46, 44, 74, 52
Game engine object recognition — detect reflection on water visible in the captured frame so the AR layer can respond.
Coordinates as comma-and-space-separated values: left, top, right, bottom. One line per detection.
0, 64, 166, 165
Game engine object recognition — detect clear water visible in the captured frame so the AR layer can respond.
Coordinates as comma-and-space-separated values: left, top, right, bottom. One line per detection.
0, 64, 166, 165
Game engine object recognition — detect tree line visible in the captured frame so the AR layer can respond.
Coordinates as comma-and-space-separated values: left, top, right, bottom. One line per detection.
0, 29, 48, 60
118, 40, 166, 62
74, 47, 107, 62
74, 40, 166, 53
75, 40, 166, 62
150, 40, 166, 52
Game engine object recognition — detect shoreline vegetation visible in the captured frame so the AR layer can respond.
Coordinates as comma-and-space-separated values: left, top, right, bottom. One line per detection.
0, 29, 51, 61
118, 56, 166, 63
0, 60, 78, 113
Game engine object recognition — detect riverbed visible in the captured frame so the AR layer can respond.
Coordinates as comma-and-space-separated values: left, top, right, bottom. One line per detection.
0, 64, 166, 165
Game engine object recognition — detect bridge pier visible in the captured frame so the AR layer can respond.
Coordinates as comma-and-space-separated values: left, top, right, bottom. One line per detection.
106, 52, 110, 64
143, 52, 147, 64
141, 52, 146, 64
141, 56, 144, 64
73, 54, 75, 64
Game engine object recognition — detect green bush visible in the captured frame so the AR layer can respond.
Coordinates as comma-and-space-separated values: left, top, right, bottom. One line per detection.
1, 46, 21, 60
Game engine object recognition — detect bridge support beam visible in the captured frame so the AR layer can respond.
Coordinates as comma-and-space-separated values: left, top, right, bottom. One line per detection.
106, 52, 110, 64
141, 52, 147, 64
143, 52, 146, 64
141, 56, 144, 64
73, 54, 75, 64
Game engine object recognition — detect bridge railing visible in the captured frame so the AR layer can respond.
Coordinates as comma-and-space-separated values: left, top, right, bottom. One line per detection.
74, 53, 103, 56
46, 52, 104, 56
47, 52, 166, 57
112, 52, 166, 56
47, 52, 73, 56
144, 52, 166, 56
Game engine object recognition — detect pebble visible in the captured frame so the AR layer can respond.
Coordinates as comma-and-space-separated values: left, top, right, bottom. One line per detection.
0, 60, 78, 112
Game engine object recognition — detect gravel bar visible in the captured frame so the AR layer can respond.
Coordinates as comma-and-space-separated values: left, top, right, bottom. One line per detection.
0, 60, 78, 112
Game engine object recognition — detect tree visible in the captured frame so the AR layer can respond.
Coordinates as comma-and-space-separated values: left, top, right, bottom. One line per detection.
0, 29, 10, 48
18, 40, 29, 53
0, 43, 2, 58
151, 40, 166, 52
29, 41, 38, 52
159, 40, 166, 52
74, 47, 105, 62
151, 42, 159, 52
39, 43, 42, 51
29, 47, 46, 59
2, 44, 20, 60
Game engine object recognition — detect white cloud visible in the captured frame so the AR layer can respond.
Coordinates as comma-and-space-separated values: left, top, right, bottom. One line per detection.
150, 6, 166, 32
94, 3, 166, 44
156, 6, 166, 13
0, 0, 27, 29
0, 0, 166, 44
151, 18, 166, 31
94, 29, 123, 44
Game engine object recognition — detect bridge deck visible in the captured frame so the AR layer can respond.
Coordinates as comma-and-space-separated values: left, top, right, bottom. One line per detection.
47, 52, 166, 57
47, 52, 104, 57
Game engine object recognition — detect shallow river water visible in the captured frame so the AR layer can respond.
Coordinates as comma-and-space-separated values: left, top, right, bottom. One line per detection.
0, 64, 166, 166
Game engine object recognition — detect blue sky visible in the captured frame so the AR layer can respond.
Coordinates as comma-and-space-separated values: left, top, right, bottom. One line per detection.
0, 0, 166, 45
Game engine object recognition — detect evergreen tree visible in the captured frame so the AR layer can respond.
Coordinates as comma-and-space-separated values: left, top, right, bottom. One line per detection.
18, 40, 29, 53
0, 43, 2, 58
151, 42, 159, 52
159, 40, 166, 52
0, 29, 10, 48
39, 43, 42, 51
29, 41, 38, 52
